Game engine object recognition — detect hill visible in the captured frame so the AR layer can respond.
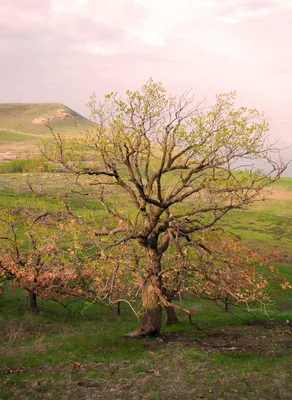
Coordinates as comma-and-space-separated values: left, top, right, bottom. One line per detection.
0, 103, 94, 161
0, 103, 92, 134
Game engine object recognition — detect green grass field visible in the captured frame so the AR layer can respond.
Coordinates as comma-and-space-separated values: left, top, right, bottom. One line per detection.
0, 276, 291, 400
0, 131, 40, 142
1, 173, 292, 255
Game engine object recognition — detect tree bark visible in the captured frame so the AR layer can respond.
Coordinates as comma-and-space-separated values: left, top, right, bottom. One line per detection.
162, 289, 179, 325
165, 304, 178, 326
29, 292, 39, 312
126, 249, 162, 337
224, 296, 229, 312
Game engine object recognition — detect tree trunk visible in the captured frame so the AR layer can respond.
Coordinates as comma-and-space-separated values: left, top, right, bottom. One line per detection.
165, 304, 178, 326
126, 277, 162, 338
126, 249, 162, 338
162, 289, 179, 326
224, 296, 229, 312
29, 292, 39, 312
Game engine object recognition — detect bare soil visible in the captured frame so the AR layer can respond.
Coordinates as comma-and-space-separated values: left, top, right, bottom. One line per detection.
161, 320, 292, 355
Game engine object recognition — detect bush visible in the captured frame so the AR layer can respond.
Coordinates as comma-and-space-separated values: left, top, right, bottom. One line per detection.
0, 159, 49, 174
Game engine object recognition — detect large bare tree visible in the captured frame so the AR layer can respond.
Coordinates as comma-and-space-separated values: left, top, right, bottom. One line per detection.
40, 79, 286, 336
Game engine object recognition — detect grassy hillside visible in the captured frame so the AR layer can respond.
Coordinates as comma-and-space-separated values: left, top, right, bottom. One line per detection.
219, 178, 292, 260
0, 160, 291, 398
0, 103, 92, 134
0, 103, 94, 161
0, 171, 291, 259
0, 269, 291, 400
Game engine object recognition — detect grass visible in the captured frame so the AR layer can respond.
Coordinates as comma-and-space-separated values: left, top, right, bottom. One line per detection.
0, 131, 39, 142
271, 177, 292, 190
0, 159, 41, 174
0, 187, 104, 215
1, 174, 292, 256
0, 157, 292, 397
214, 178, 292, 259
220, 207, 292, 259
0, 277, 291, 400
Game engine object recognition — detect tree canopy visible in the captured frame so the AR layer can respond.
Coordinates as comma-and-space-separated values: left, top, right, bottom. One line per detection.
37, 79, 287, 336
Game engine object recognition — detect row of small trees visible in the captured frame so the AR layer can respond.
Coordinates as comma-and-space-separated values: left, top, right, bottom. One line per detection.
1, 80, 291, 336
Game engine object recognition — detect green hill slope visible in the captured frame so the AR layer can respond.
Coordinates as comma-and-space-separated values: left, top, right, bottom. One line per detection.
0, 103, 94, 161
0, 103, 92, 135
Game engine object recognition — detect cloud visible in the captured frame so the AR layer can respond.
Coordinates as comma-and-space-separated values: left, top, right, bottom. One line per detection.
18, 12, 45, 23
216, 16, 239, 24
215, 0, 272, 24
0, 0, 291, 134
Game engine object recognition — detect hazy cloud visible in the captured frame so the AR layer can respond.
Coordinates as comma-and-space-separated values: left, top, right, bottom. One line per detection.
0, 0, 291, 155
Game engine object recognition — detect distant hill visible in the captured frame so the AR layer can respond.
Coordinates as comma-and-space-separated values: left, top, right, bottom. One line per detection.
0, 103, 94, 162
0, 103, 93, 135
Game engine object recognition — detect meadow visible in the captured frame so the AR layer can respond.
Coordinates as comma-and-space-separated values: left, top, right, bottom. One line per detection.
0, 170, 291, 400
1, 275, 292, 400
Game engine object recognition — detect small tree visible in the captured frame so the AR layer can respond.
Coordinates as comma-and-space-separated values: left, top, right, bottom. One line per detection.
40, 79, 286, 336
182, 231, 278, 308
0, 204, 90, 312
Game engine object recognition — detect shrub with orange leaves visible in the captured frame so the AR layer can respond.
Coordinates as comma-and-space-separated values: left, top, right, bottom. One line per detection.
176, 230, 291, 309
0, 204, 93, 311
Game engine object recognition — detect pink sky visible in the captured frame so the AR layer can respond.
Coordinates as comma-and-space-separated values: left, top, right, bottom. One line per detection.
0, 0, 291, 170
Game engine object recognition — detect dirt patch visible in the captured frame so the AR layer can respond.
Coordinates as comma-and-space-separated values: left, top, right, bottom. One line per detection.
269, 190, 292, 200
0, 146, 41, 162
161, 320, 292, 356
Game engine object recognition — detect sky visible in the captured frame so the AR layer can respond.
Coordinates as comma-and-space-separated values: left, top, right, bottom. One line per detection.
0, 0, 292, 168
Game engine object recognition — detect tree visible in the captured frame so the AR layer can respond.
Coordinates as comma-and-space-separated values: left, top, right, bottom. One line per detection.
0, 204, 91, 312
181, 230, 279, 309
39, 79, 286, 336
